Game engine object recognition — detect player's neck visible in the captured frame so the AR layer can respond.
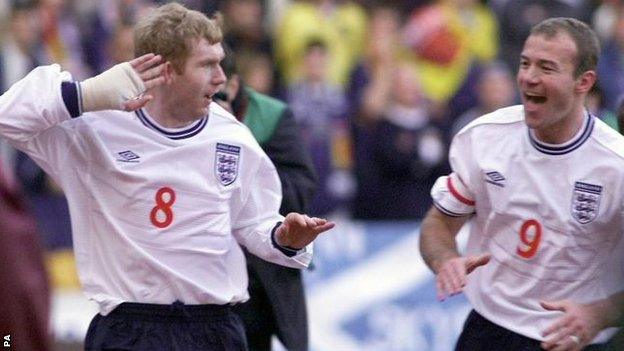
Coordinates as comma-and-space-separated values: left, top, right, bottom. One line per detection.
143, 100, 197, 129
534, 107, 586, 145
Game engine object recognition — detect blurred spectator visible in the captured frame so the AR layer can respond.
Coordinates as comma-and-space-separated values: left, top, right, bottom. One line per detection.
286, 39, 352, 216
403, 0, 499, 121
275, 0, 367, 88
348, 4, 402, 125
222, 0, 271, 55
591, 0, 620, 41
39, 0, 89, 78
0, 0, 43, 92
451, 61, 517, 135
348, 5, 409, 219
220, 0, 279, 94
196, 0, 223, 15
597, 3, 624, 112
264, 0, 290, 31
74, 0, 150, 73
107, 22, 135, 65
352, 62, 448, 220
490, 0, 590, 73
0, 156, 50, 351
176, 0, 213, 12
586, 84, 618, 131
237, 50, 277, 95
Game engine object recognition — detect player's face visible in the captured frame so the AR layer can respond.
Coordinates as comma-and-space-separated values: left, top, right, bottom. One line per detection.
171, 39, 226, 118
517, 33, 585, 142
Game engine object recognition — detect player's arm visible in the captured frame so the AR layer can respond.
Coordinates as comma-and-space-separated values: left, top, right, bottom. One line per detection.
231, 154, 332, 269
0, 65, 74, 145
420, 206, 469, 273
63, 54, 166, 117
273, 213, 334, 250
0, 64, 90, 181
0, 54, 165, 143
420, 166, 491, 300
0, 55, 166, 188
420, 206, 490, 301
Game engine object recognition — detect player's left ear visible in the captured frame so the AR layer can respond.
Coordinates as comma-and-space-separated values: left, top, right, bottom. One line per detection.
574, 70, 596, 94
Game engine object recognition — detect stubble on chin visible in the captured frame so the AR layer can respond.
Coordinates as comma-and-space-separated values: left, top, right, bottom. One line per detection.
523, 112, 541, 130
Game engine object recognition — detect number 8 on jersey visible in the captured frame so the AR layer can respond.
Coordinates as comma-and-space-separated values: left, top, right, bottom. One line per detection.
150, 187, 176, 228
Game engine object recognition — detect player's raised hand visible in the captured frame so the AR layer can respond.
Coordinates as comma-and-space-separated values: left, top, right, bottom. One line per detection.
540, 300, 603, 351
274, 213, 335, 250
80, 53, 168, 113
123, 54, 168, 111
435, 253, 490, 301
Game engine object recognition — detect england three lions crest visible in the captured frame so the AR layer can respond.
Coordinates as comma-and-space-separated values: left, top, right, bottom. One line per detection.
571, 181, 602, 224
215, 143, 240, 186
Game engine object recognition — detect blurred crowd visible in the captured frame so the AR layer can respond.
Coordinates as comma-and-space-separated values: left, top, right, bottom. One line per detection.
0, 0, 623, 278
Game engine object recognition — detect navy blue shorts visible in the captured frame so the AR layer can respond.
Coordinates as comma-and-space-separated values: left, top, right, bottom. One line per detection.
456, 310, 617, 351
85, 301, 247, 351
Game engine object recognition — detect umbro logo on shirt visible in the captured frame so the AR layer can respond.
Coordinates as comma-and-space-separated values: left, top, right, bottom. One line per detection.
484, 171, 505, 187
116, 150, 141, 163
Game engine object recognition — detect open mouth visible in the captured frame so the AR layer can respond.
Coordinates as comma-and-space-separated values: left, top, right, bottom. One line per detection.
524, 93, 547, 104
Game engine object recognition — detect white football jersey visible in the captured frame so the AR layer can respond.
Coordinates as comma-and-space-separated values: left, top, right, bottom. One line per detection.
0, 65, 312, 315
432, 105, 624, 342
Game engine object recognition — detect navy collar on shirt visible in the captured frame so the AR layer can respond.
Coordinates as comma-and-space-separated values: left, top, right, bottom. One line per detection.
135, 109, 207, 140
528, 111, 594, 155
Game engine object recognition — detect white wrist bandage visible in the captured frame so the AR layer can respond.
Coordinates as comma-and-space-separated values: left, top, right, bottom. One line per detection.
79, 62, 145, 112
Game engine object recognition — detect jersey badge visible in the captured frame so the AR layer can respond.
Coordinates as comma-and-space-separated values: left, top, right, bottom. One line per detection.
571, 181, 602, 224
215, 143, 240, 186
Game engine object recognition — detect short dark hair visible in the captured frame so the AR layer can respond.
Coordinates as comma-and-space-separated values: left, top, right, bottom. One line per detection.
530, 17, 600, 77
217, 43, 249, 121
220, 42, 237, 78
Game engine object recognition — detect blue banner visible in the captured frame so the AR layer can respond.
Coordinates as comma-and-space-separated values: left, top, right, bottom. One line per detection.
303, 218, 471, 351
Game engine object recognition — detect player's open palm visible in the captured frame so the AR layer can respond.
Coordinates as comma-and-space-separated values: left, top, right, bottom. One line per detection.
275, 213, 335, 249
123, 53, 168, 111
436, 254, 490, 301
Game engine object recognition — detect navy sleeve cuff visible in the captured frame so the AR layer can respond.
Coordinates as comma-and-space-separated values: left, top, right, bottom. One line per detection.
61, 81, 82, 118
270, 221, 302, 257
